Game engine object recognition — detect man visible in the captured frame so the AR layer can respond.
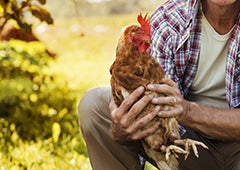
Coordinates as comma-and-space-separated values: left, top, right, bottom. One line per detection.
79, 0, 240, 169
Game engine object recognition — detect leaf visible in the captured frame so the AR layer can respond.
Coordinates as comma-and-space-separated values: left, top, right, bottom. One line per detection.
0, 0, 10, 10
30, 5, 53, 25
11, 14, 32, 31
10, 131, 19, 143
58, 108, 68, 119
0, 4, 4, 13
20, 1, 29, 9
37, 0, 46, 5
52, 122, 61, 143
29, 93, 38, 102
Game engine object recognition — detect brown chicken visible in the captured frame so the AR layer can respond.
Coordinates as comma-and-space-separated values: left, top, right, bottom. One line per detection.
110, 13, 208, 170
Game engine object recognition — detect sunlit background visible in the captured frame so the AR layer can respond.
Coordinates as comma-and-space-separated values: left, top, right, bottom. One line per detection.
0, 0, 166, 169
40, 0, 166, 90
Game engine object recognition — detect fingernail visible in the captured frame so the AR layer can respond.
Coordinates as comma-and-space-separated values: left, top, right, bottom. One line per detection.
148, 84, 154, 89
152, 98, 158, 103
138, 86, 144, 92
158, 112, 162, 116
155, 106, 160, 111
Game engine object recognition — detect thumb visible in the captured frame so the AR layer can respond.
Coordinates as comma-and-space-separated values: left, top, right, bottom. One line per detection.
109, 96, 118, 112
109, 96, 118, 123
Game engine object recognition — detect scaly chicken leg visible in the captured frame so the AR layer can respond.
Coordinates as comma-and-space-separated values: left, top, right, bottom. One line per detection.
161, 145, 186, 161
142, 139, 208, 170
174, 139, 209, 160
142, 141, 180, 170
163, 139, 209, 161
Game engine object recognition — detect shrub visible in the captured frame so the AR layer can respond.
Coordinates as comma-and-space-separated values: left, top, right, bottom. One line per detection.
0, 40, 89, 169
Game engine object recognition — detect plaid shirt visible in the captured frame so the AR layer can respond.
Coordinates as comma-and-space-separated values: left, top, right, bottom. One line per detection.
150, 0, 240, 109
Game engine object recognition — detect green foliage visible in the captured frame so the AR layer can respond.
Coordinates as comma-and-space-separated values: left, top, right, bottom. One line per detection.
0, 0, 53, 32
0, 40, 89, 169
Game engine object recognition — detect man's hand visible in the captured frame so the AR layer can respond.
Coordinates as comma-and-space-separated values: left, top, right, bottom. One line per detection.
109, 86, 161, 144
147, 77, 240, 141
147, 77, 189, 121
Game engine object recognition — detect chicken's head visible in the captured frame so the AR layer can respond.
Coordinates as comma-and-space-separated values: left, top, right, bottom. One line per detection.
129, 13, 152, 53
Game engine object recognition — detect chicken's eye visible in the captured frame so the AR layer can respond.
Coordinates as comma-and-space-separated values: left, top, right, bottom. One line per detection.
137, 31, 141, 35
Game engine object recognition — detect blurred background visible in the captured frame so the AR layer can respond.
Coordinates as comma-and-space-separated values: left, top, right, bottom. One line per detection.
0, 0, 165, 169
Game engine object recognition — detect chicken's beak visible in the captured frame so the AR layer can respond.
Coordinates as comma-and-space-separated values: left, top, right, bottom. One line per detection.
144, 38, 152, 44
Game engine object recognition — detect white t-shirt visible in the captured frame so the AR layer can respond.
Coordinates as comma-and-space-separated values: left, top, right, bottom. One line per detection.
186, 12, 234, 109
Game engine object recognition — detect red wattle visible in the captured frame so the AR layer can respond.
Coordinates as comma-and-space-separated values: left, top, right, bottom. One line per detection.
138, 42, 150, 53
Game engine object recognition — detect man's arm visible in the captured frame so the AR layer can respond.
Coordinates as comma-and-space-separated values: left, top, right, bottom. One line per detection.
180, 101, 240, 141
147, 77, 240, 141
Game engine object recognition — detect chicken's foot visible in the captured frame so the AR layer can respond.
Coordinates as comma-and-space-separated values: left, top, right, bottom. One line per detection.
160, 145, 187, 161
174, 139, 209, 160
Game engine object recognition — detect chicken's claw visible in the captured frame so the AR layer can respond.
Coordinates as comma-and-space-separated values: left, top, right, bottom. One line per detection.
174, 139, 209, 160
161, 145, 187, 161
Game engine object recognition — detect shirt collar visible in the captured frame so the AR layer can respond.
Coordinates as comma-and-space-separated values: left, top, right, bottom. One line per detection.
186, 0, 199, 29
176, 0, 200, 51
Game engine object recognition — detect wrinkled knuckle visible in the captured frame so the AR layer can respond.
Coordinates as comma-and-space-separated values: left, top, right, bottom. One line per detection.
179, 106, 184, 113
120, 119, 128, 128
122, 99, 131, 107
176, 88, 181, 94
162, 84, 168, 89
109, 100, 115, 110
125, 128, 132, 134
131, 106, 140, 114
171, 98, 175, 104
111, 109, 117, 118
137, 120, 145, 127
109, 104, 113, 111
143, 96, 151, 103
155, 97, 162, 103
150, 110, 157, 117
167, 86, 173, 92
111, 117, 117, 124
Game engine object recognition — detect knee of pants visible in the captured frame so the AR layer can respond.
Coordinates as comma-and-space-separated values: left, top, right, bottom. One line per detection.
78, 87, 111, 133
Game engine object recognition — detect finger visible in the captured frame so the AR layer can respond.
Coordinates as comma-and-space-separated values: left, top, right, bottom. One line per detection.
115, 86, 144, 119
131, 121, 160, 140
147, 84, 176, 96
109, 96, 118, 112
125, 105, 160, 134
158, 106, 183, 118
121, 93, 154, 126
111, 109, 119, 123
160, 76, 179, 88
109, 96, 120, 123
152, 96, 177, 105
120, 86, 145, 112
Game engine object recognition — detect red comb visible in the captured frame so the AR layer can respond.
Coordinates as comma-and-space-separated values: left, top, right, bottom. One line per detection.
137, 13, 151, 37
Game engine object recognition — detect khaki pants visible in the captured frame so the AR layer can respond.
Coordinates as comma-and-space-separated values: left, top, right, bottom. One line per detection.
78, 87, 240, 170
